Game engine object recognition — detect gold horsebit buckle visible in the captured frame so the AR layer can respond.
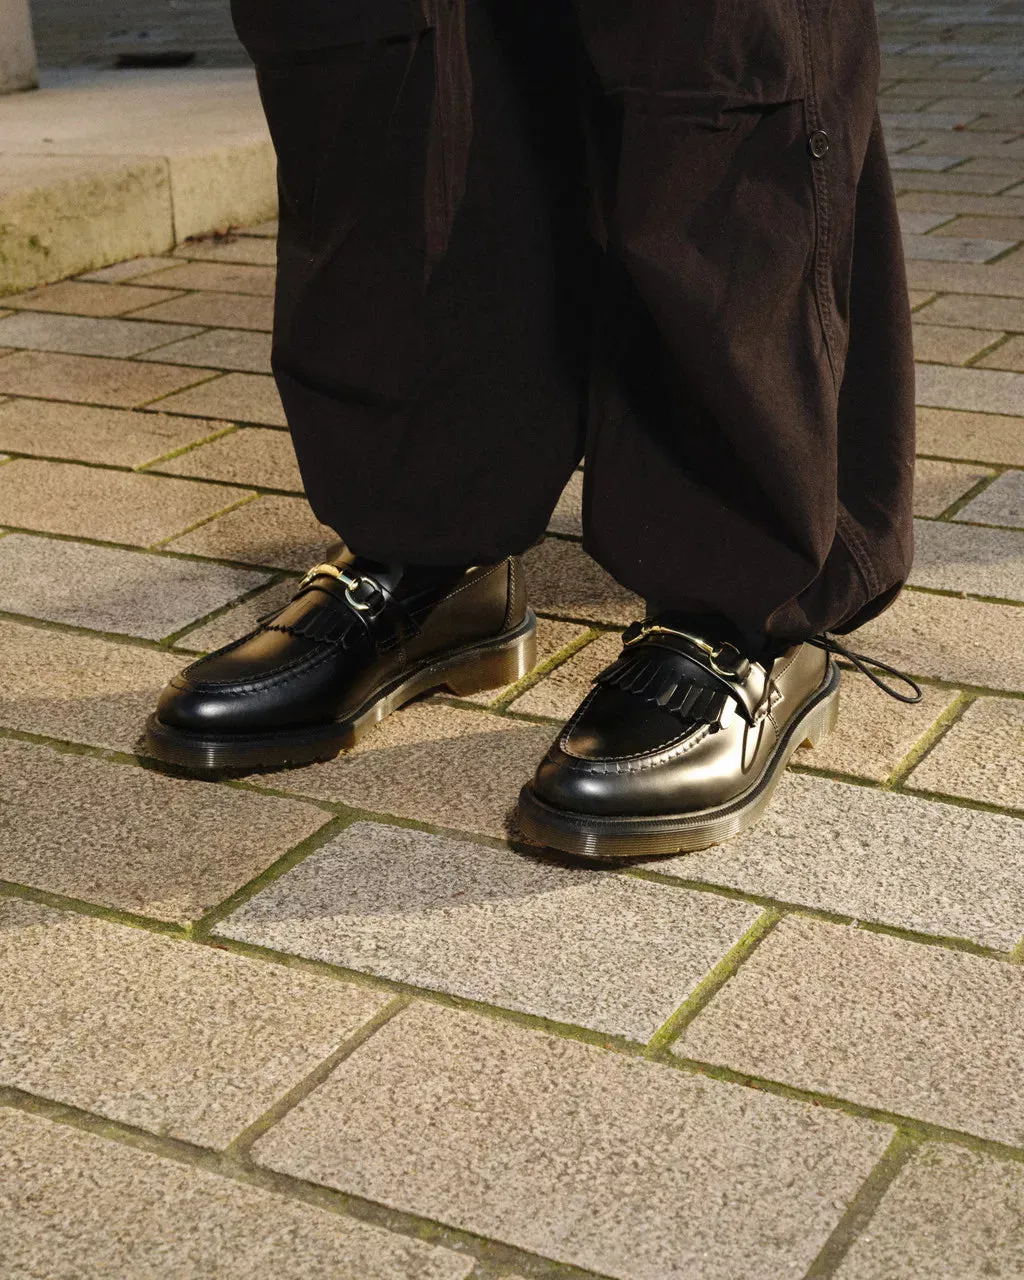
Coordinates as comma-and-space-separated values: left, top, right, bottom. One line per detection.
298, 563, 378, 613
622, 622, 752, 680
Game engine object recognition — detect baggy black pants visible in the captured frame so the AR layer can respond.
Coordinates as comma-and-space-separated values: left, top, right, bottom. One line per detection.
231, 0, 915, 658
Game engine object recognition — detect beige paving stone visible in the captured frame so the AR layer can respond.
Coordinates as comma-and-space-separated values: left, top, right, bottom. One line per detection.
851, 589, 1024, 693
913, 457, 994, 514
272, 703, 554, 840
0, 896, 385, 1143
955, 156, 1024, 177
916, 405, 1024, 465
912, 322, 1003, 363
0, 1110, 472, 1280
510, 630, 622, 720
891, 154, 963, 175
0, 399, 231, 467
914, 291, 1024, 329
176, 577, 300, 652
1, 280, 183, 317
546, 470, 583, 537
0, 458, 252, 546
0, 617, 183, 752
799, 668, 959, 781
0, 350, 214, 408
0, 533, 269, 639
523, 537, 642, 626
903, 232, 1016, 261
137, 260, 277, 296
977, 332, 1024, 368
662, 771, 1024, 947
0, 739, 330, 925
934, 213, 1024, 238
242, 219, 280, 238
908, 288, 939, 309
899, 192, 1024, 220
955, 466, 1024, 524
915, 361, 1024, 415
675, 916, 1024, 1144
78, 255, 176, 283
252, 1001, 891, 1280
894, 171, 1015, 195
143, 326, 273, 373
462, 617, 591, 707
153, 426, 303, 491
907, 257, 1024, 296
219, 821, 763, 1040
835, 1145, 1024, 1280
906, 696, 1024, 810
0, 311, 201, 358
174, 235, 277, 266
126, 289, 275, 331
154, 372, 287, 426
166, 493, 335, 569
908, 516, 1024, 599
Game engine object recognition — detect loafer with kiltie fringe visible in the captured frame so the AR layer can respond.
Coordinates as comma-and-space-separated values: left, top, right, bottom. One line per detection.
145, 547, 535, 775
516, 618, 919, 859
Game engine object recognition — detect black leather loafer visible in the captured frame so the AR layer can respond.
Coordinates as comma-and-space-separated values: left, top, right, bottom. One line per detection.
516, 620, 840, 859
145, 548, 535, 774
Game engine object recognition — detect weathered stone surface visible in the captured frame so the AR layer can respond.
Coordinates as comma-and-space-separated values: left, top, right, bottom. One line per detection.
143, 326, 272, 373
0, 897, 387, 1145
166, 493, 333, 568
3, 279, 179, 317
916, 362, 1024, 416
676, 917, 1024, 1144
154, 372, 287, 426
509, 631, 622, 720
0, 350, 212, 408
461, 617, 591, 708
912, 322, 1004, 364
127, 290, 274, 331
0, 1110, 473, 1280
217, 821, 763, 1040
907, 696, 1024, 810
137, 260, 276, 296
523, 538, 642, 626
0, 311, 200, 358
0, 532, 268, 638
836, 1145, 1024, 1280
153, 426, 303, 491
916, 406, 1024, 466
954, 467, 1024, 525
252, 1002, 892, 1280
908, 517, 1024, 600
913, 458, 994, 515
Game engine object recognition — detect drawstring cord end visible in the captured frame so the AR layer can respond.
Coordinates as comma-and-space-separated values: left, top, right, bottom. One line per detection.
810, 634, 924, 705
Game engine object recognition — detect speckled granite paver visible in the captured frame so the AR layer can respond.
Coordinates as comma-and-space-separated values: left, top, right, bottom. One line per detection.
216, 821, 762, 1039
251, 1002, 892, 1280
908, 517, 1024, 600
0, 738, 329, 923
0, 1111, 473, 1280
835, 1145, 1024, 1280
676, 917, 1024, 1144
0, 898, 388, 1145
907, 696, 1024, 810
153, 426, 303, 491
165, 493, 334, 568
955, 467, 1024, 526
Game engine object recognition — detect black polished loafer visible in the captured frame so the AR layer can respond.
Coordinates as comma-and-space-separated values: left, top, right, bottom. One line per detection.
145, 547, 535, 774
516, 619, 840, 859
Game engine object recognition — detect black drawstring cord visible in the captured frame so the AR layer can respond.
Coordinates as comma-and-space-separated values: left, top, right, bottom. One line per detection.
810, 634, 924, 704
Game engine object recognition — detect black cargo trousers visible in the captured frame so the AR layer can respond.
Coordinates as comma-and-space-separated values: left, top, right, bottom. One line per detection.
231, 0, 915, 659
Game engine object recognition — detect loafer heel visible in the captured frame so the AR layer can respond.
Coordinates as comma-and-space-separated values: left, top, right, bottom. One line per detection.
798, 685, 840, 749
442, 614, 537, 696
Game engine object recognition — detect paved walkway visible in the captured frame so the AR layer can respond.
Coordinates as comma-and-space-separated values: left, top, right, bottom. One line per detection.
2, 2, 1024, 1277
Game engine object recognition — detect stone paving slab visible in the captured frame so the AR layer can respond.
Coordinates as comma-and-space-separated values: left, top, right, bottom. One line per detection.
252, 1001, 892, 1280
0, 457, 252, 546
2, 280, 184, 317
660, 772, 1024, 948
174, 236, 278, 267
955, 466, 1024, 524
852, 588, 1024, 693
835, 1144, 1024, 1280
153, 371, 287, 426
907, 695, 1024, 810
908, 516, 1024, 599
915, 406, 1024, 466
0, 897, 387, 1147
523, 538, 642, 626
153, 426, 303, 491
0, 617, 183, 753
676, 916, 1024, 1144
914, 291, 1024, 329
165, 493, 335, 570
509, 630, 621, 720
915, 362, 1024, 415
216, 821, 762, 1040
914, 456, 996, 520
127, 290, 275, 331
0, 350, 214, 408
912, 320, 1004, 363
271, 703, 554, 840
81, 256, 183, 284
175, 577, 301, 651
0, 533, 269, 639
139, 261, 277, 296
0, 1110, 473, 1280
461, 617, 592, 708
547, 471, 583, 537
143, 326, 273, 373
0, 737, 329, 923
0, 398, 232, 468
0, 311, 201, 358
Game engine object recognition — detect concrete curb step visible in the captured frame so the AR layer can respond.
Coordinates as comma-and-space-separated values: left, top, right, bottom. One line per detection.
0, 67, 277, 295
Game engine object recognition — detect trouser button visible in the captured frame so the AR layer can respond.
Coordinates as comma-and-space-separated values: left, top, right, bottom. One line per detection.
808, 130, 830, 158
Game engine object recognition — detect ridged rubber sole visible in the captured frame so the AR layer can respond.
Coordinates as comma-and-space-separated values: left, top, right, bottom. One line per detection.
144, 612, 537, 775
515, 661, 841, 860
